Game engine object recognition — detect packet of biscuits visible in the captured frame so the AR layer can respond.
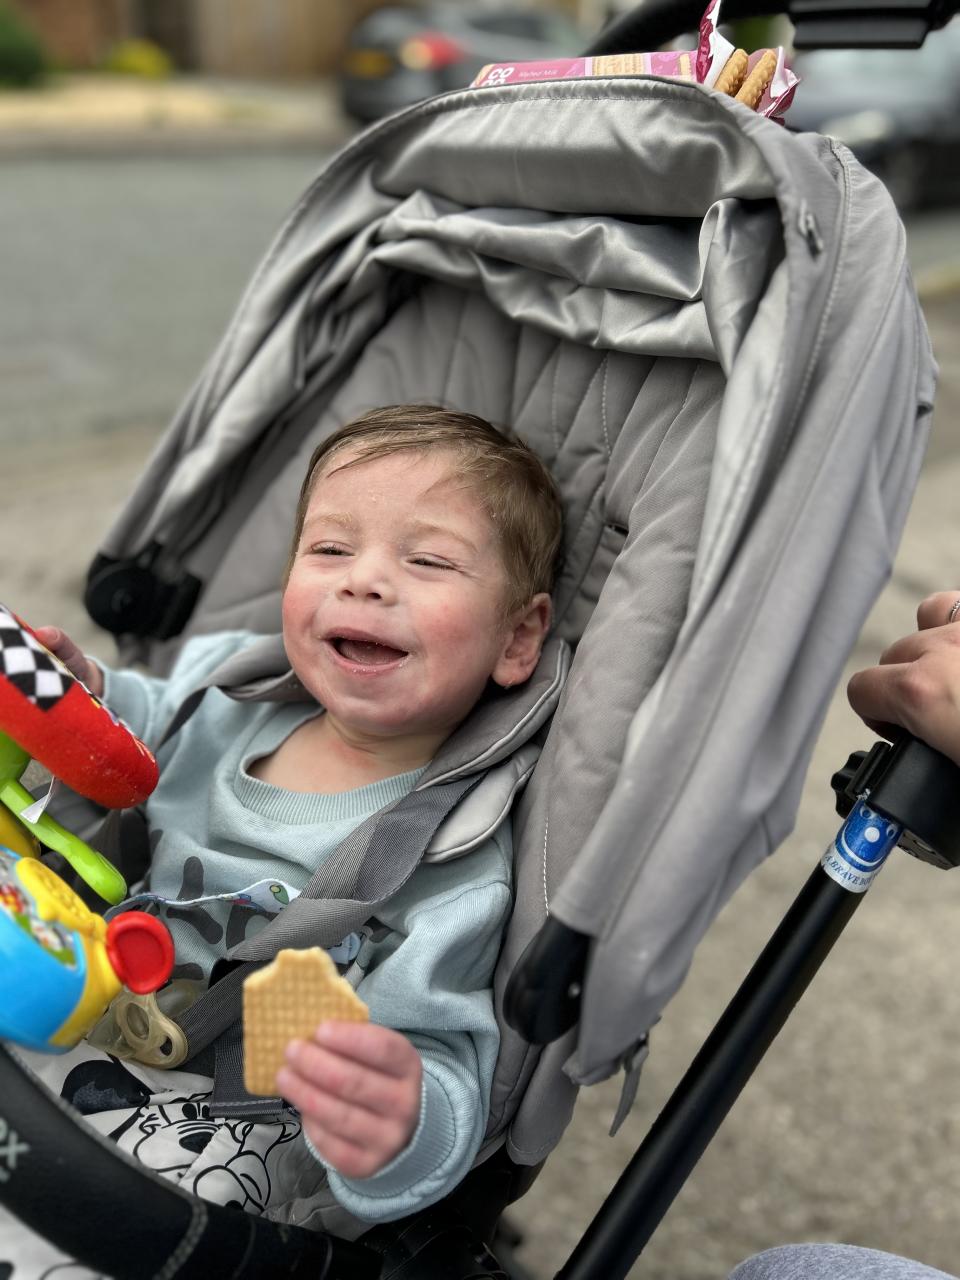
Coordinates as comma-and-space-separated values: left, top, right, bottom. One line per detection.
696, 0, 798, 118
471, 0, 798, 121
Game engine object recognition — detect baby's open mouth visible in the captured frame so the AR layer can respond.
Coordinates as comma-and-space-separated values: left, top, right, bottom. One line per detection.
330, 636, 408, 666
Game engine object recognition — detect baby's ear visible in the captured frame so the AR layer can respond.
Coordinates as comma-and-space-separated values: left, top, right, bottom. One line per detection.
493, 594, 552, 688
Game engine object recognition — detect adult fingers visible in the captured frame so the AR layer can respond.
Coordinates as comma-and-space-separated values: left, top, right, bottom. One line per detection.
847, 662, 914, 726
847, 656, 960, 764
917, 591, 960, 632
876, 622, 960, 668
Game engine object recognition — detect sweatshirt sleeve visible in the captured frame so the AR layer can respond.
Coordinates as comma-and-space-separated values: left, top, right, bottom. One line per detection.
101, 630, 258, 748
305, 826, 513, 1222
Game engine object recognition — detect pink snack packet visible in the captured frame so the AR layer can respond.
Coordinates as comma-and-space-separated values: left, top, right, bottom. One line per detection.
697, 0, 799, 117
471, 0, 799, 121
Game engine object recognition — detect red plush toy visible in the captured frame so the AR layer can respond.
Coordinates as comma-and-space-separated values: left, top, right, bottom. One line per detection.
0, 602, 158, 809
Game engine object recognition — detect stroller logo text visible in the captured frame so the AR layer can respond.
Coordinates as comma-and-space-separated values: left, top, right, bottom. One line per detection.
821, 800, 900, 894
0, 1116, 29, 1181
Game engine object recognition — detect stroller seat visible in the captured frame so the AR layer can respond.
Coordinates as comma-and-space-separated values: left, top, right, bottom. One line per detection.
4, 53, 935, 1280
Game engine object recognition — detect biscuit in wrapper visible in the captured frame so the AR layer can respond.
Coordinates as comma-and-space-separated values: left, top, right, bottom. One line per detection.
735, 49, 778, 110
243, 947, 369, 1096
714, 48, 748, 96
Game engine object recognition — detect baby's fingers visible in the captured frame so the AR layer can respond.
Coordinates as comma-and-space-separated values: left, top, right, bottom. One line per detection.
311, 1020, 420, 1078
277, 1062, 403, 1145
280, 1034, 418, 1119
33, 627, 90, 682
298, 1122, 392, 1181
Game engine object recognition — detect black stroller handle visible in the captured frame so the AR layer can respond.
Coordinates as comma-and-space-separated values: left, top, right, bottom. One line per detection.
585, 0, 960, 52
0, 1042, 380, 1280
546, 734, 960, 1278
557, 862, 862, 1279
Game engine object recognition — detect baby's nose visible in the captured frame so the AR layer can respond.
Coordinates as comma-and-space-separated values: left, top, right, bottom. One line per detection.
338, 553, 395, 601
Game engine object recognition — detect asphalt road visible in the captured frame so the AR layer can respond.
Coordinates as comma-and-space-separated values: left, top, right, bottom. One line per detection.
1, 150, 960, 1280
0, 151, 325, 446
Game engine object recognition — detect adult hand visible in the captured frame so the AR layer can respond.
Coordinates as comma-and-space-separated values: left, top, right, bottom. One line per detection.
847, 591, 960, 766
276, 1021, 423, 1180
32, 626, 104, 699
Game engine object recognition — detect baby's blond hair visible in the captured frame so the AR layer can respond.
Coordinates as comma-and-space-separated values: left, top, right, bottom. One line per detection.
287, 404, 563, 616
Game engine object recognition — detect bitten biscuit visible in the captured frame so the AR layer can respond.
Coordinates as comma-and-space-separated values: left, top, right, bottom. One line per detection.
714, 48, 748, 96
735, 50, 778, 110
243, 947, 369, 1096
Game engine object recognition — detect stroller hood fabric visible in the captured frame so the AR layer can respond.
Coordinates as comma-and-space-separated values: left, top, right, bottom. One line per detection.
92, 76, 935, 1164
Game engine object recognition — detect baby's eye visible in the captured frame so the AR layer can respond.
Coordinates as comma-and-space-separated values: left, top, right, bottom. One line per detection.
411, 557, 453, 570
309, 544, 348, 557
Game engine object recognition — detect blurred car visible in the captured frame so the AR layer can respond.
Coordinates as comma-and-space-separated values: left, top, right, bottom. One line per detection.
788, 19, 960, 209
339, 4, 585, 123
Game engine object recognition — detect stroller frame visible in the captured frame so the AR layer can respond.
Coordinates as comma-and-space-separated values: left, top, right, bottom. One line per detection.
1, 1, 958, 1277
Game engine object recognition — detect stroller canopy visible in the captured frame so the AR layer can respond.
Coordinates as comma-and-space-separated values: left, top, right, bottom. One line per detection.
90, 74, 934, 1165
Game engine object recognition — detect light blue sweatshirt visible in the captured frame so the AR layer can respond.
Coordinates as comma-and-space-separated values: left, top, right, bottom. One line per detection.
102, 632, 513, 1223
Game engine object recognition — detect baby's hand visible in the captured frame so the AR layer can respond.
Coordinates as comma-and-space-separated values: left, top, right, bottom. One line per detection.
32, 626, 104, 699
276, 1022, 422, 1180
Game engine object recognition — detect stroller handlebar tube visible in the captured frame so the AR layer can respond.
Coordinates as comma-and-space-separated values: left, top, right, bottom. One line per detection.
586, 0, 960, 53
555, 734, 960, 1279
555, 861, 864, 1280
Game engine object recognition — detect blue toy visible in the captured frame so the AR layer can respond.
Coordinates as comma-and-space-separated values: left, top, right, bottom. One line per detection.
0, 845, 173, 1053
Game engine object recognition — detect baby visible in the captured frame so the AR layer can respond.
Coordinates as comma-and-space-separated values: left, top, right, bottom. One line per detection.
12, 404, 563, 1257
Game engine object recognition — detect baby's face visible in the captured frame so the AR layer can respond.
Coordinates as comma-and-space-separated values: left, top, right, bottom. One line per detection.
282, 448, 517, 745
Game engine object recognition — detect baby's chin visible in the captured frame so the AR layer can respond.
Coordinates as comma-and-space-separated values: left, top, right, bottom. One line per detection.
322, 695, 474, 746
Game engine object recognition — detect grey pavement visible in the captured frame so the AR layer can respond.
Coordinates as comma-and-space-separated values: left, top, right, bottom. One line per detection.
2, 93, 960, 1279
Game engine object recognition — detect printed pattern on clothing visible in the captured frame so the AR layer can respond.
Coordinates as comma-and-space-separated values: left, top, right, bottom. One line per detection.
0, 1043, 307, 1280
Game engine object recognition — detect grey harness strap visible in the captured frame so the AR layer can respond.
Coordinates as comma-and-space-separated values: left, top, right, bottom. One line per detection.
137, 634, 568, 1117
199, 769, 481, 1117
172, 768, 477, 1032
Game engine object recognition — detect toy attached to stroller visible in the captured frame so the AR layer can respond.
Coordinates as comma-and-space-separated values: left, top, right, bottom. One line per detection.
0, 604, 173, 1052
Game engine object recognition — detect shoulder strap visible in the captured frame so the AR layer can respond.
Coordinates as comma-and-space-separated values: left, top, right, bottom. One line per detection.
196, 770, 483, 1118
147, 635, 569, 1114
176, 768, 481, 1064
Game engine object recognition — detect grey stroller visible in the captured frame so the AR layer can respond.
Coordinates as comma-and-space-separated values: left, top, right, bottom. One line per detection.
0, 0, 952, 1276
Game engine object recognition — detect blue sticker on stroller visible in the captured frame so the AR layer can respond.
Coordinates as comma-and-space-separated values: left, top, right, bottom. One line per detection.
820, 799, 901, 893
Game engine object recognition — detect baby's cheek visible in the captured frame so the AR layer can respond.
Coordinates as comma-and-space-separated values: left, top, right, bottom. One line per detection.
432, 609, 475, 648
438, 594, 496, 641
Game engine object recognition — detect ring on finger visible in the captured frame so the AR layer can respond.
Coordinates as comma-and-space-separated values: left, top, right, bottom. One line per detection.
948, 598, 960, 626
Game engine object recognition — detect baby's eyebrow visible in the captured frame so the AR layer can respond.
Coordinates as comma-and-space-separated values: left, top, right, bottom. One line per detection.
303, 511, 480, 555
406, 520, 479, 555
303, 510, 358, 535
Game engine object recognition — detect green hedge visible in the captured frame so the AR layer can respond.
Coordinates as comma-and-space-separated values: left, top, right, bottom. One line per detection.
0, 3, 47, 87
102, 38, 173, 79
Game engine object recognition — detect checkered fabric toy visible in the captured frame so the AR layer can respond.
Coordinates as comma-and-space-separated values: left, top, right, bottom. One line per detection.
0, 602, 158, 808
0, 613, 70, 711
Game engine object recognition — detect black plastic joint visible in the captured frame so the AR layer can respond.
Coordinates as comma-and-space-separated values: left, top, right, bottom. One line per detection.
504, 917, 590, 1043
85, 547, 201, 641
831, 736, 960, 870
